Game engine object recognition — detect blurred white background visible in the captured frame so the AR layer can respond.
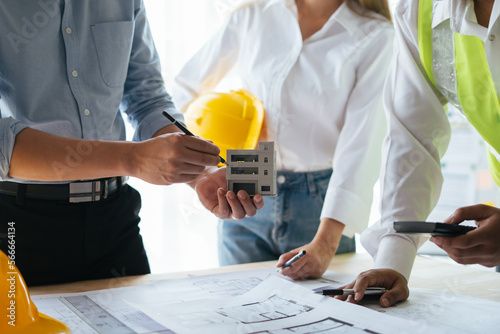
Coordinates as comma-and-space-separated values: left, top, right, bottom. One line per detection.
127, 0, 225, 274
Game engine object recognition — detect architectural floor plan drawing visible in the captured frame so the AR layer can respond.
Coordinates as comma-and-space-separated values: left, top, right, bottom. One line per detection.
136, 275, 421, 334
217, 294, 313, 323
33, 267, 500, 333
250, 317, 377, 334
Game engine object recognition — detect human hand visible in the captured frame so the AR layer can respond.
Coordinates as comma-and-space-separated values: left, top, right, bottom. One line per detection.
192, 166, 264, 219
335, 269, 409, 307
278, 218, 344, 279
277, 241, 335, 280
430, 204, 500, 267
130, 133, 221, 185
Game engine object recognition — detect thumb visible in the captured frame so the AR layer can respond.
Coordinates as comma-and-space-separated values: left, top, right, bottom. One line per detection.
379, 284, 409, 307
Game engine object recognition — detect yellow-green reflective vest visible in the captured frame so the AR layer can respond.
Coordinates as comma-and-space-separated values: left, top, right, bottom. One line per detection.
418, 0, 500, 187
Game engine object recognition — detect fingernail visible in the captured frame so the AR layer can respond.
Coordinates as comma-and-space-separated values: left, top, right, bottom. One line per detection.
354, 292, 362, 301
432, 237, 442, 246
227, 191, 236, 200
381, 297, 390, 307
238, 192, 247, 200
254, 196, 262, 203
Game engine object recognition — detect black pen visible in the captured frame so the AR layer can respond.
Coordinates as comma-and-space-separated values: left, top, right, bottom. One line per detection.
162, 111, 226, 164
277, 250, 306, 271
315, 287, 387, 296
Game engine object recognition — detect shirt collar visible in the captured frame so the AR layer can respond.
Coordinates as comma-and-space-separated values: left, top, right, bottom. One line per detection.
270, 0, 363, 37
333, 2, 366, 37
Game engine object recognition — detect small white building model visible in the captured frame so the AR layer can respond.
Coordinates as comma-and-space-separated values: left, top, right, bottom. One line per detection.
226, 142, 276, 196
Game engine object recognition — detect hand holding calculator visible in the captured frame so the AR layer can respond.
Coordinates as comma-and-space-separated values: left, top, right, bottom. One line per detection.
393, 221, 476, 236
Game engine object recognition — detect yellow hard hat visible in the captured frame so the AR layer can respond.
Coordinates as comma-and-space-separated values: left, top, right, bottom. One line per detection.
0, 251, 70, 334
184, 89, 265, 162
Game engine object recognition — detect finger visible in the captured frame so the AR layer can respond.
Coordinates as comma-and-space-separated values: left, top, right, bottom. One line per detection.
352, 275, 371, 301
182, 135, 221, 156
346, 295, 357, 304
439, 243, 492, 264
334, 281, 355, 301
431, 232, 481, 249
277, 251, 298, 268
283, 259, 311, 280
445, 204, 492, 224
253, 195, 264, 210
174, 163, 206, 175
226, 191, 245, 220
379, 283, 409, 307
181, 148, 221, 167
215, 188, 230, 218
236, 191, 257, 217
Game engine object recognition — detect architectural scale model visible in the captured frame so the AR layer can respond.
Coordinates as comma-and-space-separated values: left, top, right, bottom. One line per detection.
226, 142, 276, 196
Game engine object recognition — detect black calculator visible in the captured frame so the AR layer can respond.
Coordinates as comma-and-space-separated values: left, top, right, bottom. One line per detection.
393, 221, 476, 236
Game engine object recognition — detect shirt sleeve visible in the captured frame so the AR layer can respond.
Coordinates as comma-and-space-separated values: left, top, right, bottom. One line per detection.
121, 1, 181, 141
320, 23, 394, 238
171, 11, 241, 112
0, 118, 29, 181
360, 0, 451, 281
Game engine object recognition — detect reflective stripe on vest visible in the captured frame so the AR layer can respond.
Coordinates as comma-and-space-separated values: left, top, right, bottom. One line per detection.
418, 0, 500, 186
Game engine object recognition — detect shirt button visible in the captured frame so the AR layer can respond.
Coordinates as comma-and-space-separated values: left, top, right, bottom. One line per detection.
488, 34, 496, 41
65, 27, 72, 35
72, 70, 78, 77
277, 175, 286, 184
83, 109, 90, 116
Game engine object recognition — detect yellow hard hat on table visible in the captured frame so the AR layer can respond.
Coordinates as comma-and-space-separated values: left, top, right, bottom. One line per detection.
184, 89, 265, 163
0, 251, 70, 334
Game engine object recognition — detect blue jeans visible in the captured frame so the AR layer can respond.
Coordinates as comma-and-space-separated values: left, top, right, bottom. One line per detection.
218, 169, 355, 265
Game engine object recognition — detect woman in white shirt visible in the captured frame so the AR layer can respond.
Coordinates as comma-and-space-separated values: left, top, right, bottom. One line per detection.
173, 0, 393, 276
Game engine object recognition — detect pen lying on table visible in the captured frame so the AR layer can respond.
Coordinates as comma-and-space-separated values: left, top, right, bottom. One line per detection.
315, 287, 387, 296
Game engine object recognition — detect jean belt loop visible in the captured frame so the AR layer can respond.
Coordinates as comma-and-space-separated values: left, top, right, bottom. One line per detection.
306, 171, 317, 197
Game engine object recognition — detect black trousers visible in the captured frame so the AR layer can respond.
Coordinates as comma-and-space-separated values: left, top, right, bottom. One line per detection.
0, 184, 150, 286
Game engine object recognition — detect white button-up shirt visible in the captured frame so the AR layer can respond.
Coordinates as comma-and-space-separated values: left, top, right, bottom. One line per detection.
173, 0, 394, 236
361, 0, 500, 281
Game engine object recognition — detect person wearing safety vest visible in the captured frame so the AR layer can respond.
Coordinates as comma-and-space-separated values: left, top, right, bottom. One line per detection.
337, 0, 500, 308
173, 0, 393, 278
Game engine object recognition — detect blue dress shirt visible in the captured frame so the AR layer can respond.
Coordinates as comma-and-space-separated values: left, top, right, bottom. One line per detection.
0, 0, 181, 182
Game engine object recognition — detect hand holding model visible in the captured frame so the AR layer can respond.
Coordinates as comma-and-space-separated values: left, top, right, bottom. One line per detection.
192, 166, 264, 220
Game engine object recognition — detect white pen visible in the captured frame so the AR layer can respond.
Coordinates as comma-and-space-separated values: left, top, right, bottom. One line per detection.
277, 250, 306, 271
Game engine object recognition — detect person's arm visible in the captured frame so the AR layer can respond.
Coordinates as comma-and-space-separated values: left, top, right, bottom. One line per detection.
351, 0, 452, 307
431, 204, 500, 267
9, 126, 221, 184
278, 21, 394, 279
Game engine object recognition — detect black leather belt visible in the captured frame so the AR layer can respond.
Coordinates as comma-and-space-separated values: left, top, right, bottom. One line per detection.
0, 176, 127, 203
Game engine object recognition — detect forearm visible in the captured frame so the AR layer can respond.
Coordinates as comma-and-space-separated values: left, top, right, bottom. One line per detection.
312, 218, 346, 254
9, 128, 134, 181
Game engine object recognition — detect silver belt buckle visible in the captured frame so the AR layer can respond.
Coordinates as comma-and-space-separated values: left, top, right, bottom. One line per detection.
69, 180, 103, 203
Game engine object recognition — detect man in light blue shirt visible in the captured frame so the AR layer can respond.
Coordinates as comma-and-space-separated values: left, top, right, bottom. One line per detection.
0, 0, 263, 286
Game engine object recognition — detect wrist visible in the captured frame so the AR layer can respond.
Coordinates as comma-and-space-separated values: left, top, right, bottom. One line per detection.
115, 141, 140, 177
313, 218, 345, 254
